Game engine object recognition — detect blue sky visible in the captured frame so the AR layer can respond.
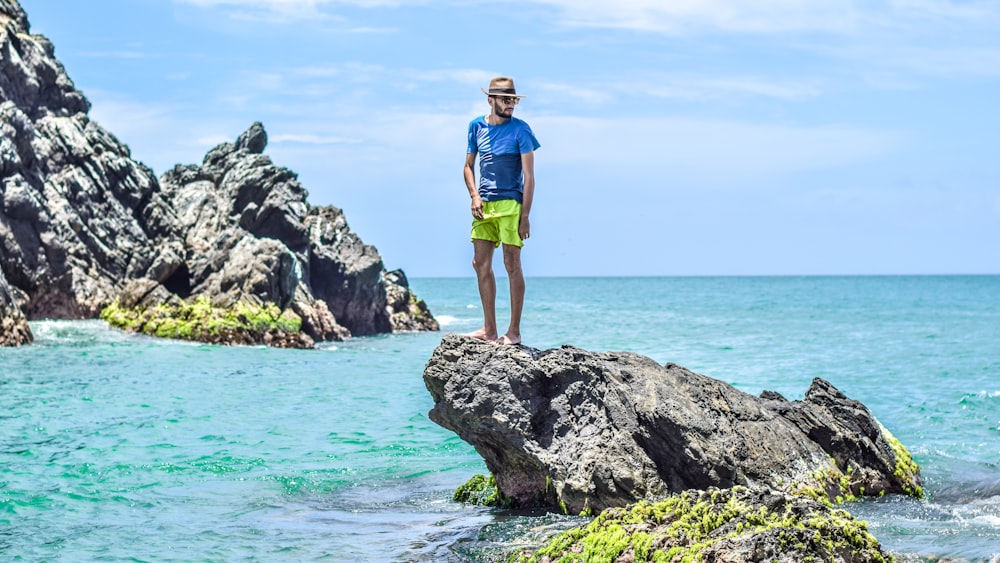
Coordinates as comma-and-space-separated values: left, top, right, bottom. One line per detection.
19, 0, 1000, 277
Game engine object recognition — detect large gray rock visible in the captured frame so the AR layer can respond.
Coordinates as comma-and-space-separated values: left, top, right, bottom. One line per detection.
0, 0, 437, 345
424, 334, 922, 514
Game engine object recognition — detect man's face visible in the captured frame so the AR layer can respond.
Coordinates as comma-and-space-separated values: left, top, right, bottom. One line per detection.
490, 96, 518, 118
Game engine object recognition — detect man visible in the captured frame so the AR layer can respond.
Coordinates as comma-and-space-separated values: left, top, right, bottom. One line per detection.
463, 77, 540, 345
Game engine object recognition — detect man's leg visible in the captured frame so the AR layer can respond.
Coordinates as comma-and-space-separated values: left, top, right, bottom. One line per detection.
499, 243, 524, 345
465, 239, 498, 341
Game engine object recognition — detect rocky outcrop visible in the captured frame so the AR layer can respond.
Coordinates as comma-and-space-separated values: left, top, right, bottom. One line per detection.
0, 0, 437, 346
424, 335, 922, 515
1, 2, 175, 321
156, 122, 438, 342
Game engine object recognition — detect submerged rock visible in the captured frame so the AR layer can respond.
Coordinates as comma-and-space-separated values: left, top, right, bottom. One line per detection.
424, 334, 922, 515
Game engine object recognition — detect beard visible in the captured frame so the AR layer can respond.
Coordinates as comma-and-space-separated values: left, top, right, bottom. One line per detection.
490, 100, 515, 120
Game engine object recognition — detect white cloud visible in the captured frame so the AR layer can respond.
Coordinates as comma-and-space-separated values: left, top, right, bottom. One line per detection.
77, 51, 147, 59
616, 75, 822, 102
533, 0, 997, 35
270, 133, 362, 144
172, 0, 422, 22
193, 134, 233, 148
176, 0, 324, 19
530, 0, 865, 34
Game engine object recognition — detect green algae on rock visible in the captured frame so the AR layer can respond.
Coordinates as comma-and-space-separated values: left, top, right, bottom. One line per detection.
100, 295, 313, 348
454, 474, 516, 508
513, 486, 893, 563
878, 423, 924, 499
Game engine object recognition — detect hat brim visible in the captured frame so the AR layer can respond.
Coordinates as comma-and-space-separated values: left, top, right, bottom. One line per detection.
481, 87, 525, 98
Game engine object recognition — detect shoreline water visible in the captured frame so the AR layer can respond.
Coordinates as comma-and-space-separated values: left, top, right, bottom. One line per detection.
2, 276, 998, 561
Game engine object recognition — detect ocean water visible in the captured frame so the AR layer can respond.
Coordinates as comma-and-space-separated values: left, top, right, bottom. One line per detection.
1, 276, 998, 562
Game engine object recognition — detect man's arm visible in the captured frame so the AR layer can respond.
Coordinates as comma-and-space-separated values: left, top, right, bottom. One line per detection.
464, 152, 483, 220
519, 150, 534, 240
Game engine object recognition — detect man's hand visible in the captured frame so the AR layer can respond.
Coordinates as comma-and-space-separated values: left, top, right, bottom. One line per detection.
471, 194, 484, 220
518, 214, 530, 240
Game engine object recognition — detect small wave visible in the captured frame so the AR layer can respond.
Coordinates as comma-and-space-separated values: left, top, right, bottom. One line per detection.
28, 320, 132, 346
435, 315, 459, 327
959, 390, 1000, 404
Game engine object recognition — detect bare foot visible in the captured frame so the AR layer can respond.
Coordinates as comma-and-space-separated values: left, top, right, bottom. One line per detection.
463, 328, 498, 341
497, 333, 521, 346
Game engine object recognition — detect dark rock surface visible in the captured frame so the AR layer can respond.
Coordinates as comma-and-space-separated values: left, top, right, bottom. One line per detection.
424, 334, 922, 514
1, 2, 174, 320
0, 0, 437, 346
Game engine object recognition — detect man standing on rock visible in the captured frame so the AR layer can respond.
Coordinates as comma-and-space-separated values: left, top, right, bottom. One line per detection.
463, 77, 540, 346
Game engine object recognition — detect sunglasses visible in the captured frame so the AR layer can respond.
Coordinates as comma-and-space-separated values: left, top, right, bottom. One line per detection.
491, 96, 519, 105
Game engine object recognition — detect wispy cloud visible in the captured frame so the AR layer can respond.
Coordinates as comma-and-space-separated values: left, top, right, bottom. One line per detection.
172, 0, 421, 23
617, 74, 822, 101
271, 133, 362, 144
533, 0, 997, 35
77, 51, 147, 59
531, 0, 865, 34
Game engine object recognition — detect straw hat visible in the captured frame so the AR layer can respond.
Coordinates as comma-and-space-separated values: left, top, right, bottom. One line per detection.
481, 77, 525, 98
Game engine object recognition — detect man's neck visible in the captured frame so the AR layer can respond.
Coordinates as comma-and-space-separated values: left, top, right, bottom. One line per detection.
487, 112, 510, 126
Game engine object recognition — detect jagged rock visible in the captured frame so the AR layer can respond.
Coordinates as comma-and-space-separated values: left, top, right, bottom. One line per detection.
0, 2, 88, 118
0, 268, 31, 345
158, 123, 437, 341
0, 0, 437, 346
306, 204, 391, 336
424, 334, 922, 514
385, 269, 438, 332
115, 278, 182, 310
0, 5, 176, 319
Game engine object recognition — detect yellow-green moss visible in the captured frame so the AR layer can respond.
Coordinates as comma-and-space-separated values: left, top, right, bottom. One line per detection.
100, 296, 303, 345
454, 474, 515, 508
878, 422, 923, 498
513, 487, 892, 563
793, 459, 862, 507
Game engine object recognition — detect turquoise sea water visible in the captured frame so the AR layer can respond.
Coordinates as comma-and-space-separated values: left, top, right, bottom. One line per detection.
2, 276, 998, 562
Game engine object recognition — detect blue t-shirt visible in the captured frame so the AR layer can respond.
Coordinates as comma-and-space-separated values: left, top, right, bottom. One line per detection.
467, 116, 540, 203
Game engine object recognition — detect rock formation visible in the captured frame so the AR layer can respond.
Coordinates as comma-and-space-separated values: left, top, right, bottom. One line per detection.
1, 1, 175, 321
0, 0, 437, 346
424, 334, 922, 515
156, 121, 438, 342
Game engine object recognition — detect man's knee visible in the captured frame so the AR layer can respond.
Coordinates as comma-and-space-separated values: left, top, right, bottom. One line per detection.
472, 254, 493, 275
502, 250, 522, 273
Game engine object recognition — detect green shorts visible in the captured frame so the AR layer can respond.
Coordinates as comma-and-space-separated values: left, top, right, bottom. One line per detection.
471, 200, 523, 248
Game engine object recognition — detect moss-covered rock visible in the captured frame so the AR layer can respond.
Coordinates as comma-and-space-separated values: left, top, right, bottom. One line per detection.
100, 295, 313, 348
512, 486, 893, 563
878, 423, 923, 499
454, 473, 516, 508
